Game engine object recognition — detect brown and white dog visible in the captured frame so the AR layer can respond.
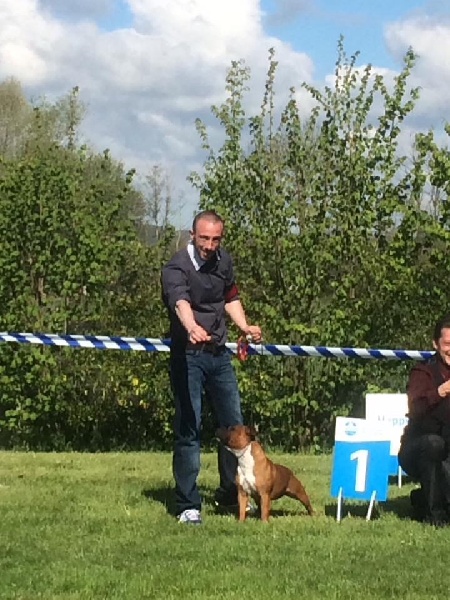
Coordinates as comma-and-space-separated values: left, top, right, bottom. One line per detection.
217, 424, 314, 522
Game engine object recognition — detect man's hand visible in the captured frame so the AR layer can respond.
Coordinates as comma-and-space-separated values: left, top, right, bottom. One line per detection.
175, 299, 211, 344
438, 380, 450, 398
188, 324, 211, 344
225, 300, 263, 344
244, 325, 262, 344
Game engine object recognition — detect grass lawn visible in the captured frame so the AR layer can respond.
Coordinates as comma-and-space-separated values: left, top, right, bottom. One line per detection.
1, 450, 449, 599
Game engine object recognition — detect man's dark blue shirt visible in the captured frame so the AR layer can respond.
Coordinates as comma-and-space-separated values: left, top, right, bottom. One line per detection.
161, 242, 239, 350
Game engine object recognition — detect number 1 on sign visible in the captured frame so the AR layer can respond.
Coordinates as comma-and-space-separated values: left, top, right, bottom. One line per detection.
350, 449, 368, 492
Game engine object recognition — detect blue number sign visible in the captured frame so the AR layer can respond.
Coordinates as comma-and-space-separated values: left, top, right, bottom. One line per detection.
330, 417, 391, 502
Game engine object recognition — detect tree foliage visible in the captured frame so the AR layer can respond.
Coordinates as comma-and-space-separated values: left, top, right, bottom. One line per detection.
190, 40, 450, 449
2, 40, 450, 450
0, 86, 174, 449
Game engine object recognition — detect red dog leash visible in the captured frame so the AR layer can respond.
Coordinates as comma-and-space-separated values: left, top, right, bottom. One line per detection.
236, 335, 250, 361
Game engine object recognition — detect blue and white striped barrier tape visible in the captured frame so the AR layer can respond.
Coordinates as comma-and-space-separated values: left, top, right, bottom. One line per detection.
0, 332, 434, 360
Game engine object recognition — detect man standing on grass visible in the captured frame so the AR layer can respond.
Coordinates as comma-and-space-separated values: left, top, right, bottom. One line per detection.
161, 210, 262, 524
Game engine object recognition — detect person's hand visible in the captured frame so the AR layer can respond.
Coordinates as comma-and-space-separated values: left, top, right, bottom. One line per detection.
244, 325, 262, 344
438, 380, 450, 398
188, 324, 211, 344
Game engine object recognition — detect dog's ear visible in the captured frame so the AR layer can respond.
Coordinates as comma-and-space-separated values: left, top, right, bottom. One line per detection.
246, 425, 257, 440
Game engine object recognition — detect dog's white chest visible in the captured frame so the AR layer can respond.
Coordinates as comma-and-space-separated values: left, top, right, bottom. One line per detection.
236, 446, 257, 494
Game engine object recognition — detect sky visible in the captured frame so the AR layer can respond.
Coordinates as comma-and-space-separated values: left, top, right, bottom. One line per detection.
1, 0, 450, 228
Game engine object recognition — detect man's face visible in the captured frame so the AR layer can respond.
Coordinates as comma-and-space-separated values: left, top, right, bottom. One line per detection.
433, 327, 450, 366
191, 218, 223, 261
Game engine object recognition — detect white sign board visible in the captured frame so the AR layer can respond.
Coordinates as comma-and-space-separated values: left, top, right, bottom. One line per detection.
365, 393, 408, 454
334, 416, 396, 442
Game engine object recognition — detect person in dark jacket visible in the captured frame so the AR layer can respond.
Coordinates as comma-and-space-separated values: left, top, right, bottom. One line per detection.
161, 210, 262, 524
399, 314, 450, 526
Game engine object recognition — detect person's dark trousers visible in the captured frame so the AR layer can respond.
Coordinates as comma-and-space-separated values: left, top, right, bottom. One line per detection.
169, 348, 243, 516
399, 433, 450, 523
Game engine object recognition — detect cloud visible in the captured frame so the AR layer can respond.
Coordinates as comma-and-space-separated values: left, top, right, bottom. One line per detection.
263, 0, 313, 28
0, 1, 64, 86
38, 0, 115, 20
0, 0, 314, 225
385, 15, 450, 129
1, 1, 449, 226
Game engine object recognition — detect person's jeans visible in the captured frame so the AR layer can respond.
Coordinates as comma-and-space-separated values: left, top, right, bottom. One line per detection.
399, 433, 450, 521
170, 348, 243, 515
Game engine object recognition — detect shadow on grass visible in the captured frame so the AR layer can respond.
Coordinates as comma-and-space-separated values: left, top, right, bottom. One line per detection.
324, 502, 382, 521
142, 484, 312, 521
142, 486, 176, 516
382, 495, 415, 519
141, 485, 220, 516
203, 487, 313, 519
264, 508, 313, 519
324, 482, 415, 522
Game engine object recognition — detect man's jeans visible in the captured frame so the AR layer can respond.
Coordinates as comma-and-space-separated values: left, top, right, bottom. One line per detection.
399, 433, 450, 521
170, 348, 243, 515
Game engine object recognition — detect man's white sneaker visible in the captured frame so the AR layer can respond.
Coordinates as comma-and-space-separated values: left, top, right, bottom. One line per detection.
177, 509, 202, 525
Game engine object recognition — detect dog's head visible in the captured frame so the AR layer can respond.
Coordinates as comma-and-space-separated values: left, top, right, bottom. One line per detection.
216, 424, 257, 450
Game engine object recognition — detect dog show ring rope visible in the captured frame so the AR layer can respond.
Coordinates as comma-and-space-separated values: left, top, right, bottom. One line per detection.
0, 332, 434, 361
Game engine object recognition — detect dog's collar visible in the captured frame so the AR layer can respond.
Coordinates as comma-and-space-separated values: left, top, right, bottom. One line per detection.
227, 443, 252, 460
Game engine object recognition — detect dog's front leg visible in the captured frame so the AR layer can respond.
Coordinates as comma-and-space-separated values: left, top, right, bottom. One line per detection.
237, 486, 249, 522
260, 492, 271, 522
